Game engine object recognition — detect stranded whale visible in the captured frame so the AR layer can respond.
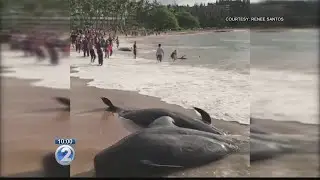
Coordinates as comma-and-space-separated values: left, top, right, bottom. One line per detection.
250, 133, 297, 162
100, 97, 226, 135
94, 116, 239, 177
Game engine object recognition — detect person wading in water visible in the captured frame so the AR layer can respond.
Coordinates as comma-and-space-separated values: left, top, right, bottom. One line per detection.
156, 44, 164, 62
170, 50, 177, 61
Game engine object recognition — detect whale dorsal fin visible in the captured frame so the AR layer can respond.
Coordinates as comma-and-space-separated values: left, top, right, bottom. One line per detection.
193, 107, 211, 124
101, 97, 118, 112
54, 97, 70, 107
148, 116, 176, 128
140, 160, 183, 168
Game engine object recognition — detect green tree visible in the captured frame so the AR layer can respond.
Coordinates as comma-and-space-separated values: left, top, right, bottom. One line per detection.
175, 11, 200, 29
147, 6, 179, 31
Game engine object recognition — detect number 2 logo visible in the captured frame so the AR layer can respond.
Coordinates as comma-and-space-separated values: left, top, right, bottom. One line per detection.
60, 147, 72, 162
55, 145, 75, 166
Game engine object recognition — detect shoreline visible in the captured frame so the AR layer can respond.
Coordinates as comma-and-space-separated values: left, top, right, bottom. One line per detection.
71, 75, 249, 127
70, 76, 249, 131
71, 69, 318, 127
4, 64, 318, 128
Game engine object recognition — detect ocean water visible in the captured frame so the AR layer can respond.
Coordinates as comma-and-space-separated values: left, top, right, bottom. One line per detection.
2, 29, 318, 125
250, 29, 319, 124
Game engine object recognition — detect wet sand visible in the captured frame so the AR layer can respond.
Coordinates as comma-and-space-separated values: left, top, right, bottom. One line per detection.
250, 118, 319, 177
70, 77, 250, 177
1, 77, 70, 176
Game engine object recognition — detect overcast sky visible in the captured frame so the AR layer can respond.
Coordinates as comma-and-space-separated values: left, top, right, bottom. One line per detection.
157, 0, 262, 5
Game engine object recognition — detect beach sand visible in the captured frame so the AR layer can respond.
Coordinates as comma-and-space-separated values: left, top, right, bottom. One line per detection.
1, 77, 70, 176
70, 77, 250, 177
250, 118, 319, 177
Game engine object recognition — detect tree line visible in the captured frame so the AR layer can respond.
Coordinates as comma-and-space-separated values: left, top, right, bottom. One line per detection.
69, 0, 200, 32
1, 0, 318, 32
69, 0, 318, 30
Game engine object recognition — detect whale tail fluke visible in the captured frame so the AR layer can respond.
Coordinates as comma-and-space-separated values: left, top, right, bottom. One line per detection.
101, 97, 118, 112
193, 107, 211, 124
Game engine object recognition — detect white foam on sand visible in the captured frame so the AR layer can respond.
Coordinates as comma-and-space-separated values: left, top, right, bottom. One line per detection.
71, 50, 250, 125
251, 68, 319, 124
1, 50, 70, 89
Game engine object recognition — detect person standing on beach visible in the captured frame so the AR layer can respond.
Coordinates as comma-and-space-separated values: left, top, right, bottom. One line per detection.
116, 36, 119, 49
156, 44, 164, 62
133, 41, 137, 59
108, 43, 113, 57
101, 37, 106, 50
75, 36, 81, 53
82, 37, 89, 57
89, 40, 96, 63
70, 31, 77, 48
108, 34, 113, 46
105, 41, 110, 59
96, 44, 104, 66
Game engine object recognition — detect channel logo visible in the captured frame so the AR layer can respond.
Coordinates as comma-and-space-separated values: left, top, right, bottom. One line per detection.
55, 145, 75, 166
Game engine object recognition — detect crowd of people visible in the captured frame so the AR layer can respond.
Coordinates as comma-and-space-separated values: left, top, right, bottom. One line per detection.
8, 29, 69, 65
70, 28, 120, 66
70, 28, 187, 65
3, 26, 187, 69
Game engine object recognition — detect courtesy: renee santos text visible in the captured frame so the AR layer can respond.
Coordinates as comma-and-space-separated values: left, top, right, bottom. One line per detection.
225, 16, 284, 22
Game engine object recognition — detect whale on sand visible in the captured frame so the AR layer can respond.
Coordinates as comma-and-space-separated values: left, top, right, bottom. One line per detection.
100, 97, 226, 135
94, 116, 239, 177
250, 133, 298, 162
118, 47, 132, 52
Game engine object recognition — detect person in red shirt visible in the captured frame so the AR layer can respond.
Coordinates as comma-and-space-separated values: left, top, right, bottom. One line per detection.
105, 42, 110, 59
108, 43, 113, 57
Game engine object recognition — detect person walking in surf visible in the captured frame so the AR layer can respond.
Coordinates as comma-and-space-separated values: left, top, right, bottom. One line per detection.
156, 44, 164, 62
133, 41, 137, 59
170, 50, 177, 61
